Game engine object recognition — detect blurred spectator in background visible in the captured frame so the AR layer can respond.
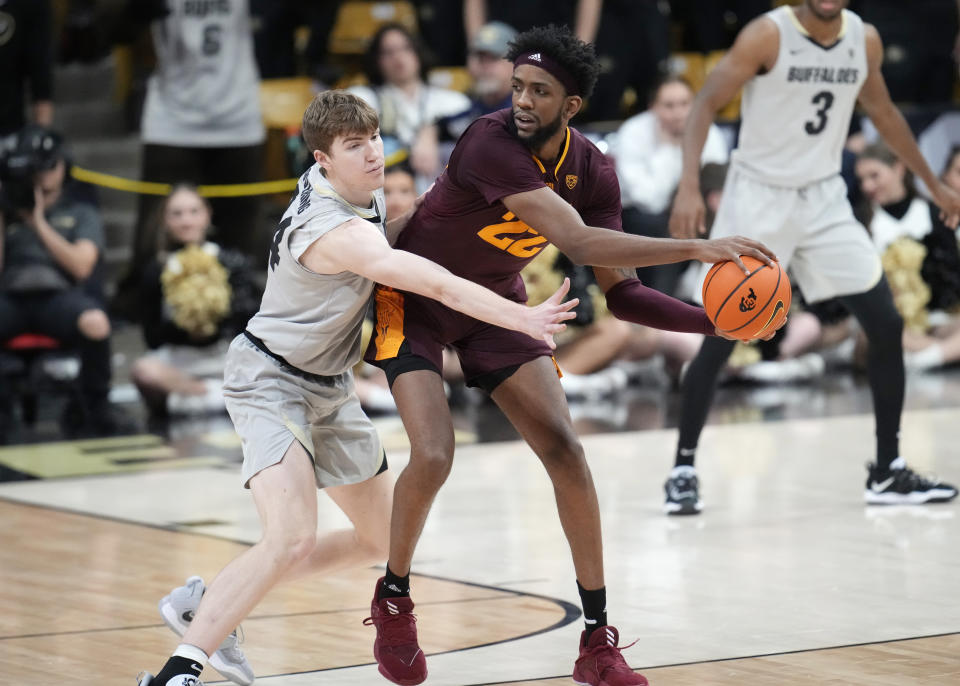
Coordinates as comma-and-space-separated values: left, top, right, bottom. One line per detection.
250, 0, 340, 80
437, 21, 516, 143
855, 141, 960, 371
350, 23, 469, 187
464, 0, 600, 43
118, 0, 266, 318
0, 0, 53, 139
614, 75, 729, 294
671, 0, 770, 52
0, 126, 119, 436
586, 0, 670, 122
940, 145, 960, 202
131, 184, 260, 420
383, 162, 418, 221
853, 0, 959, 105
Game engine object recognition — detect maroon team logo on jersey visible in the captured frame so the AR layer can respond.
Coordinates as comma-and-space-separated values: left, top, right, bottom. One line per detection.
565, 174, 578, 189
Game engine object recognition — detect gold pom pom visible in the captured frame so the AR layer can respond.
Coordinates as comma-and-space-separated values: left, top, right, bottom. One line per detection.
881, 237, 929, 333
161, 244, 232, 338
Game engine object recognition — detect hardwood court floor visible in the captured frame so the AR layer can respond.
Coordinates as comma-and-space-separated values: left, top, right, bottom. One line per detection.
1, 407, 959, 684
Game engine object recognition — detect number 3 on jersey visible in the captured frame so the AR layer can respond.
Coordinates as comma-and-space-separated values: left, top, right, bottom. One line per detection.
805, 90, 834, 135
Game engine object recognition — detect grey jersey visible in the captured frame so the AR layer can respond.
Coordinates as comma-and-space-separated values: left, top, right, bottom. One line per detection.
141, 0, 264, 146
246, 165, 386, 375
731, 7, 867, 187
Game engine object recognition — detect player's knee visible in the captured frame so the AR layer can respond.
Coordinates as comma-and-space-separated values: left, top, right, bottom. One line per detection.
77, 309, 111, 340
410, 445, 454, 487
264, 526, 316, 569
537, 430, 587, 475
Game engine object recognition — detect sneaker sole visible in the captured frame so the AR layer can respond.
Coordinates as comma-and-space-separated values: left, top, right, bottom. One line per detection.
373, 644, 427, 686
159, 598, 253, 686
864, 488, 958, 505
663, 500, 702, 515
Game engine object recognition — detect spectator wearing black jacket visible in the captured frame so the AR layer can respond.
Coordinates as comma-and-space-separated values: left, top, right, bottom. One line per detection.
130, 184, 260, 417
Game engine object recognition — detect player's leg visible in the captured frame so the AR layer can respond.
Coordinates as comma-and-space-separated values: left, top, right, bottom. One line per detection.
668, 336, 737, 514
489, 356, 647, 686
282, 467, 393, 581
839, 279, 958, 504
143, 439, 318, 686
667, 169, 798, 515
367, 367, 450, 685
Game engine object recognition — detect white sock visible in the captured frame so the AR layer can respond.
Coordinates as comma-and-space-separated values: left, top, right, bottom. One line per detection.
173, 643, 208, 666
671, 465, 697, 477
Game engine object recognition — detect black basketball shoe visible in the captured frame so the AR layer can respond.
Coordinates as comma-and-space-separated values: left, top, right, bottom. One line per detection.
663, 466, 702, 515
865, 458, 958, 505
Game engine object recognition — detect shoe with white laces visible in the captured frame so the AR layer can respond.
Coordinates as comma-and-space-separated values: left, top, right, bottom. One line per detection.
572, 626, 648, 686
865, 457, 958, 505
136, 671, 204, 686
158, 576, 254, 685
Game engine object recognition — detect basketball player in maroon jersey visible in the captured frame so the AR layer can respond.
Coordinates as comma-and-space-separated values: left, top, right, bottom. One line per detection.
362, 25, 778, 686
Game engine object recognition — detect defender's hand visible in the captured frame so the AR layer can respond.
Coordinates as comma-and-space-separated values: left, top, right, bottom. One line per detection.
715, 315, 787, 342
669, 183, 706, 239
697, 236, 777, 273
525, 277, 579, 349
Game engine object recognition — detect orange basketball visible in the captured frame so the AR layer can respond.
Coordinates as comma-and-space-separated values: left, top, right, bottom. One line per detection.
702, 256, 791, 340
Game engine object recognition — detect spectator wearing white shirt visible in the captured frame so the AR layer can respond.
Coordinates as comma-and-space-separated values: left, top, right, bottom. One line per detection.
349, 24, 470, 188
613, 75, 728, 294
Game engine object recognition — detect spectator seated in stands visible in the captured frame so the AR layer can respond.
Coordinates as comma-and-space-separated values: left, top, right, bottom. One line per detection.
855, 141, 960, 372
0, 126, 120, 436
130, 184, 260, 419
349, 23, 470, 186
437, 21, 517, 143
613, 74, 729, 295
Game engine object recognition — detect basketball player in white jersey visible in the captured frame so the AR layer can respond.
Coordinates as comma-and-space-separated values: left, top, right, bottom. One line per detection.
664, 0, 960, 515
135, 91, 577, 686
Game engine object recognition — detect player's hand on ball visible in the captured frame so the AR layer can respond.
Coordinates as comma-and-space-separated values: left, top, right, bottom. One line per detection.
669, 183, 706, 239
526, 277, 579, 349
698, 236, 777, 272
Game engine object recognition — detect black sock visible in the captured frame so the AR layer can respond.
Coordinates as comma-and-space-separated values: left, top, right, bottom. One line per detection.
152, 656, 203, 685
577, 580, 607, 638
675, 446, 696, 468
380, 564, 410, 599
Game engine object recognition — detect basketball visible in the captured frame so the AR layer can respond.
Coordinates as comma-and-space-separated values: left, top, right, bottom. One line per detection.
702, 256, 791, 340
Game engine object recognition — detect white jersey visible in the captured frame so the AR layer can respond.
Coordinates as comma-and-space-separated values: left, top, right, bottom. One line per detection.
731, 7, 867, 187
142, 0, 264, 147
246, 165, 386, 376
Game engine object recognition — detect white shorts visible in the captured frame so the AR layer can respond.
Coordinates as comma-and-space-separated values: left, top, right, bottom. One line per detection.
696, 168, 883, 304
222, 335, 385, 489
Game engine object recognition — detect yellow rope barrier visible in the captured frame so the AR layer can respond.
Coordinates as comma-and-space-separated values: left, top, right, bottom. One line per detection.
69, 149, 410, 198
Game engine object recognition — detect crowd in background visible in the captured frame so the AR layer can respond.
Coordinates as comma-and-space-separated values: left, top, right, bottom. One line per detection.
4, 0, 960, 440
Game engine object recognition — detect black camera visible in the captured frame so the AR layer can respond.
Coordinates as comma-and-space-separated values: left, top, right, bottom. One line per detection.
0, 126, 64, 213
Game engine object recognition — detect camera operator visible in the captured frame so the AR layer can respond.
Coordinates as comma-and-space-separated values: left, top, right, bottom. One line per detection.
0, 126, 119, 436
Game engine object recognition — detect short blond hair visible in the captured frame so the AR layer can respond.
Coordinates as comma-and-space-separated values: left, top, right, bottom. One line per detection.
302, 90, 379, 155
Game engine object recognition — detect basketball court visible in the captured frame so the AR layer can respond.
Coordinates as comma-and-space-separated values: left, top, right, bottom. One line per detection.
1, 381, 959, 685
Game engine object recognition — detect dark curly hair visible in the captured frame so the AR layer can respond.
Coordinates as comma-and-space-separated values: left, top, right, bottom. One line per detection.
504, 24, 601, 98
363, 23, 430, 87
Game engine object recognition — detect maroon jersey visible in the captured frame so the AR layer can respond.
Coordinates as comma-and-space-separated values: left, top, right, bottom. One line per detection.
395, 108, 622, 302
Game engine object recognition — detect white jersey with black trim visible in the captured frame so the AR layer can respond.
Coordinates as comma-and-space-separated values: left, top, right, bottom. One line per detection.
142, 0, 264, 147
731, 7, 867, 188
246, 164, 386, 376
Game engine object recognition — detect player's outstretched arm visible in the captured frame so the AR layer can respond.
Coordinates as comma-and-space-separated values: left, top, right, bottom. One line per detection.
301, 217, 578, 348
505, 187, 777, 274
671, 17, 779, 239
858, 24, 960, 228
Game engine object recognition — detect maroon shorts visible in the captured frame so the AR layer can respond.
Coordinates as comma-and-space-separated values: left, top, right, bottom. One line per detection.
363, 285, 555, 393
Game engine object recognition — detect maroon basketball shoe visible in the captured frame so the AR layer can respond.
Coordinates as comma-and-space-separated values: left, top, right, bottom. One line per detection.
363, 577, 427, 685
572, 626, 648, 686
